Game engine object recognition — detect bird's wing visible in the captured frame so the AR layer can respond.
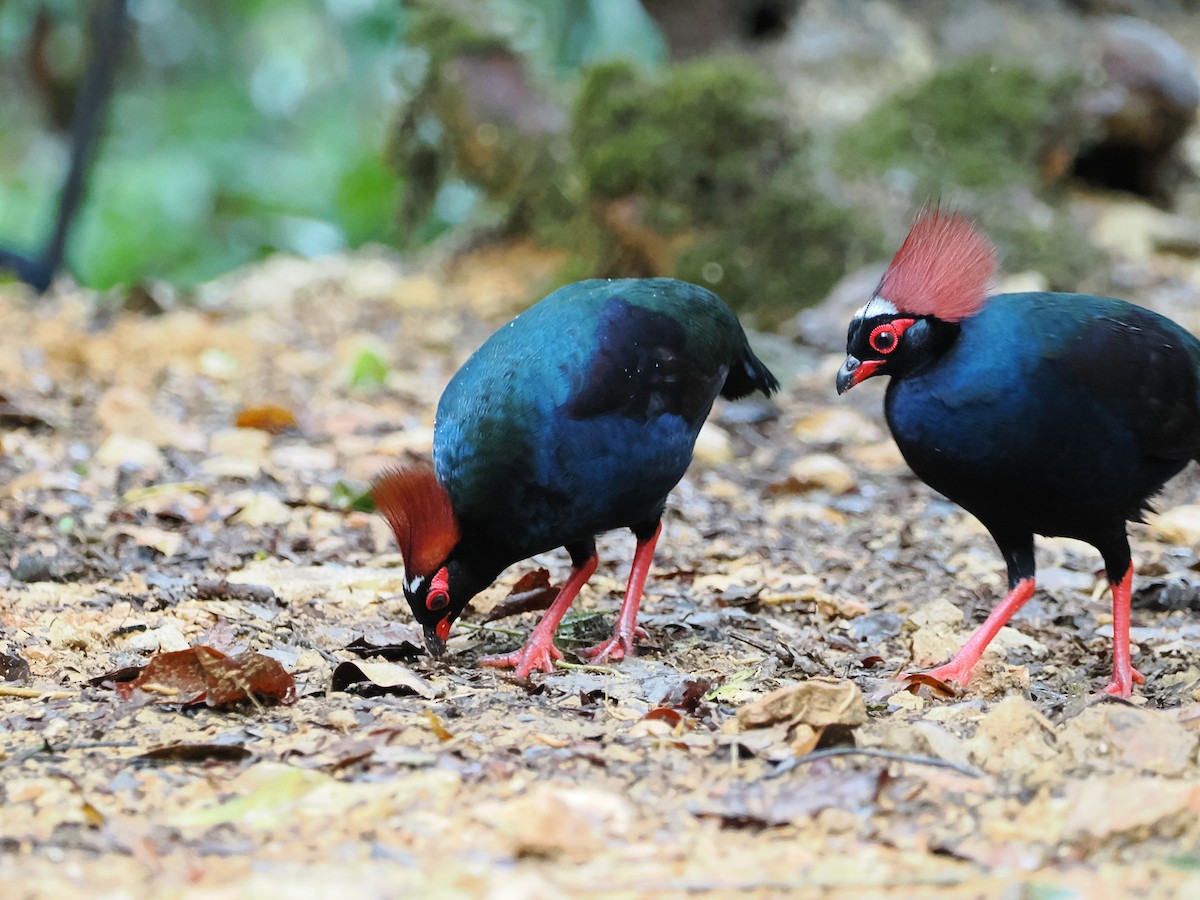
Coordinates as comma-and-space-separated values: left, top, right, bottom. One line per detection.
1061, 307, 1200, 460
560, 296, 727, 425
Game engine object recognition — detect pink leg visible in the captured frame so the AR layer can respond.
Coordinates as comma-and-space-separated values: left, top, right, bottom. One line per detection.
480, 555, 598, 678
903, 578, 1036, 688
580, 523, 662, 664
1103, 564, 1146, 697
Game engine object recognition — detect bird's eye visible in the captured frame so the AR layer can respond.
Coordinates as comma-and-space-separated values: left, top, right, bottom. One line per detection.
869, 322, 903, 354
426, 565, 451, 611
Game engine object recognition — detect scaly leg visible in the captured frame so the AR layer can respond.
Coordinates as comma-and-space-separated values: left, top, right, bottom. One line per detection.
580, 522, 662, 663
481, 554, 599, 678
903, 578, 1036, 688
1102, 563, 1146, 697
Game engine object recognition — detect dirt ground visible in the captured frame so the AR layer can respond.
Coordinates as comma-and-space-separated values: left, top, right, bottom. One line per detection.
2, 243, 1200, 898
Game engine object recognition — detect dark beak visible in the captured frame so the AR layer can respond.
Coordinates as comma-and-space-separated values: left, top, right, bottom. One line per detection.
422, 623, 447, 658
836, 356, 862, 395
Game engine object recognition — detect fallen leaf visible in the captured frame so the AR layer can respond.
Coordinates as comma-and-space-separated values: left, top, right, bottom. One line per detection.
482, 568, 558, 622
234, 404, 299, 433
1, 651, 32, 684
344, 625, 424, 661
331, 661, 438, 698
114, 646, 296, 707
738, 678, 867, 754
138, 743, 253, 764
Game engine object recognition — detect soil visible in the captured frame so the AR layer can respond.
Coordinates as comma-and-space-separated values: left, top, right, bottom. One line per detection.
2, 243, 1199, 897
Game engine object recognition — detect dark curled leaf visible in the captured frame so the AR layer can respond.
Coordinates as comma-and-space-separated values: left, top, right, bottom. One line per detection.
331, 661, 437, 698
192, 579, 279, 605
643, 707, 684, 727
345, 624, 424, 661
89, 665, 145, 687
0, 393, 53, 429
138, 743, 253, 764
1, 652, 32, 684
902, 672, 958, 697
482, 568, 557, 622
665, 676, 711, 713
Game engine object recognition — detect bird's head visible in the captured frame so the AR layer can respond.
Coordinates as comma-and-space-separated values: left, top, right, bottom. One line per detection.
837, 208, 997, 394
372, 465, 468, 658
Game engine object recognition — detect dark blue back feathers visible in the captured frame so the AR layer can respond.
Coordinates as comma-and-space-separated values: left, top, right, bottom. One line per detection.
886, 292, 1200, 540
433, 278, 777, 563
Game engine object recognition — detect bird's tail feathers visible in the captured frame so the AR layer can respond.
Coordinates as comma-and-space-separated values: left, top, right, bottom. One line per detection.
721, 347, 780, 400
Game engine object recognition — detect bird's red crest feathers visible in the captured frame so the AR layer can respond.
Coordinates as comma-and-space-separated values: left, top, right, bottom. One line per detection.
372, 465, 460, 577
878, 209, 997, 322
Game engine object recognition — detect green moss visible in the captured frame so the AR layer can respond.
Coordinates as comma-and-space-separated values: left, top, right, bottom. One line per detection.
573, 58, 791, 225
984, 208, 1106, 292
836, 56, 1080, 191
674, 165, 885, 327
565, 59, 882, 322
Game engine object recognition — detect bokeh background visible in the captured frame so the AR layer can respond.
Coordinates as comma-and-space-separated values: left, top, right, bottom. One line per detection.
3, 0, 1200, 325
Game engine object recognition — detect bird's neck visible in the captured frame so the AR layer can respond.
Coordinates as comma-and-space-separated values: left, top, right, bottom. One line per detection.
905, 317, 962, 379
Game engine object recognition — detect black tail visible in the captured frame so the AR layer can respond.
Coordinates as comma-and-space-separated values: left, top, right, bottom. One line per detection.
721, 343, 780, 400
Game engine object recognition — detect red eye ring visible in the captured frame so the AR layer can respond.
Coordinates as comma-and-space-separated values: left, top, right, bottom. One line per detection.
426, 566, 451, 611
868, 319, 914, 355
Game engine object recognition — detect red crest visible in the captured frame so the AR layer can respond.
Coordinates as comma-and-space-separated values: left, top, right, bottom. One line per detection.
878, 208, 997, 322
372, 465, 460, 577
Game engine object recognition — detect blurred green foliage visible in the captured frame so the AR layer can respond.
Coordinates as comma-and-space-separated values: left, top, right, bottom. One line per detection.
394, 3, 883, 325
0, 1, 1111, 303
0, 0, 405, 288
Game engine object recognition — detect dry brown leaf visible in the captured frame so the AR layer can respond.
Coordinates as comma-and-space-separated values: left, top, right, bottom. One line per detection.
114, 646, 296, 707
234, 404, 300, 433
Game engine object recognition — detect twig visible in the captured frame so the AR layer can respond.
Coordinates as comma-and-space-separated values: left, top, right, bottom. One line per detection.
767, 746, 984, 780
455, 621, 525, 639
554, 660, 624, 675
0, 686, 74, 700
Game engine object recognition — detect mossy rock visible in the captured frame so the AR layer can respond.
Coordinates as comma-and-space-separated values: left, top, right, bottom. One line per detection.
835, 56, 1081, 192
568, 59, 883, 322
572, 58, 792, 226
983, 207, 1106, 292
674, 167, 886, 327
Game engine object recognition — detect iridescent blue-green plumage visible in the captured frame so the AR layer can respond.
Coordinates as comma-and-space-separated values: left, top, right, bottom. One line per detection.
842, 286, 1200, 696
837, 208, 1200, 696
432, 276, 778, 606
883, 292, 1200, 576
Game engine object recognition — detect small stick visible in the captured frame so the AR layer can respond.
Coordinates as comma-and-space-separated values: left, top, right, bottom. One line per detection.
768, 746, 984, 779
0, 687, 74, 700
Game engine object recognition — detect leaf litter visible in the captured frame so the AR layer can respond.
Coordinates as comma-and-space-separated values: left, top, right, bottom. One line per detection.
1, 246, 1200, 895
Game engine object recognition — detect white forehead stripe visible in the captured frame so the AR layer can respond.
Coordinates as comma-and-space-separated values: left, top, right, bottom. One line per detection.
852, 296, 898, 321
406, 574, 425, 594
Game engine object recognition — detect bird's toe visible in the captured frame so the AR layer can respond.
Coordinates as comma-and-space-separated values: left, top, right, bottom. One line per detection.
580, 634, 635, 664
481, 641, 563, 678
1101, 665, 1146, 698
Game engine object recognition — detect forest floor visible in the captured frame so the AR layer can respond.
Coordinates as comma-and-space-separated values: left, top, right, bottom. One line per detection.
2, 240, 1200, 898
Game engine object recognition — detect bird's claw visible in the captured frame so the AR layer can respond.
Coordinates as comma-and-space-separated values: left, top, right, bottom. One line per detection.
579, 626, 646, 664
480, 641, 564, 678
1101, 666, 1146, 698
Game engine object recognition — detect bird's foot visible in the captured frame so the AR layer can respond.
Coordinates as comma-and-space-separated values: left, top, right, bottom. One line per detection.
579, 626, 647, 664
1101, 666, 1146, 698
901, 658, 974, 693
480, 639, 564, 678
